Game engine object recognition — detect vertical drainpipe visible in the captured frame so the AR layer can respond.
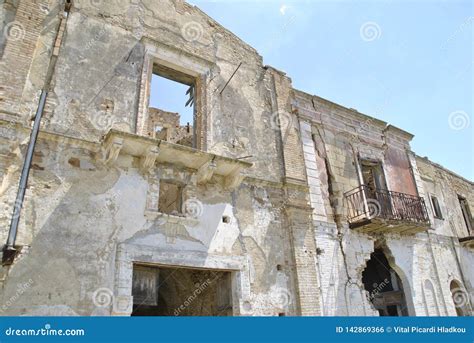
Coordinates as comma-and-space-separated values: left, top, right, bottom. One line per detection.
2, 0, 71, 265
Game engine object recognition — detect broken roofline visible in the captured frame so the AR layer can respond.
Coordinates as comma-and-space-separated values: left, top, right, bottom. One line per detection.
416, 154, 474, 186
130, 1, 437, 147
292, 89, 414, 142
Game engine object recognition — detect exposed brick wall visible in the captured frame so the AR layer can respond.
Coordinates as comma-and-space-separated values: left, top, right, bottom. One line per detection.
286, 206, 322, 315
267, 68, 306, 182
294, 88, 474, 317
0, 0, 53, 118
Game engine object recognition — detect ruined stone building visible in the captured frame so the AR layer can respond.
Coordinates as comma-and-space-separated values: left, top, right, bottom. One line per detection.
0, 0, 472, 316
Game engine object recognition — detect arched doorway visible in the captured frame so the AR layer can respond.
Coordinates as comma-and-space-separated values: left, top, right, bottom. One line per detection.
362, 248, 409, 316
449, 280, 470, 316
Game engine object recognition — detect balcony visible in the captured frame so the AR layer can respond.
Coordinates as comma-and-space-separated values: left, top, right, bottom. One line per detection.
344, 185, 430, 234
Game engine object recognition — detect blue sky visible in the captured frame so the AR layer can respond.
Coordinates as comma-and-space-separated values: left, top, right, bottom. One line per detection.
154, 0, 473, 180
150, 75, 194, 125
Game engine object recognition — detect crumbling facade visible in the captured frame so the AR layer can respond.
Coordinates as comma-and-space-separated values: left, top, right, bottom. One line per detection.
0, 0, 472, 316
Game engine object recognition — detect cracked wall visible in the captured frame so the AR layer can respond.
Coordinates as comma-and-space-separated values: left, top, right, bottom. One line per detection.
0, 0, 472, 317
294, 90, 473, 316
0, 0, 304, 316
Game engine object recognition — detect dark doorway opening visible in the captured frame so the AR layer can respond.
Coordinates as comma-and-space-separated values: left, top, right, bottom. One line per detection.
131, 265, 233, 316
362, 248, 408, 316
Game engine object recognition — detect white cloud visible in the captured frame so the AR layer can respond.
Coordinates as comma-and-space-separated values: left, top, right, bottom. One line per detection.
279, 4, 289, 15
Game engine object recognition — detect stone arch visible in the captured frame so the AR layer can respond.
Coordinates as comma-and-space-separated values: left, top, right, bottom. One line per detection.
383, 247, 416, 316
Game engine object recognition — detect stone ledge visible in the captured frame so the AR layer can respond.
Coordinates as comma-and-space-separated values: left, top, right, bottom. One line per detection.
100, 130, 253, 190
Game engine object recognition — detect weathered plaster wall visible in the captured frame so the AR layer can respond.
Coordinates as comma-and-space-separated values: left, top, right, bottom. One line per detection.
0, 136, 298, 316
0, 0, 304, 316
416, 156, 474, 238
0, 0, 472, 318
40, 0, 289, 183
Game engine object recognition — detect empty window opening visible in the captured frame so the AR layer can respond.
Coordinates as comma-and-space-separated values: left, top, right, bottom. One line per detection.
131, 265, 233, 316
360, 159, 391, 216
458, 196, 473, 235
148, 64, 196, 148
158, 181, 183, 215
430, 195, 443, 219
362, 249, 408, 316
360, 160, 388, 196
222, 216, 230, 224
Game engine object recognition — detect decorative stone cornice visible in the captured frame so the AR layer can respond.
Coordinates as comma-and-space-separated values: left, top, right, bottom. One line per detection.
100, 130, 252, 187
140, 145, 160, 173
196, 159, 217, 184
224, 166, 245, 190
103, 136, 123, 165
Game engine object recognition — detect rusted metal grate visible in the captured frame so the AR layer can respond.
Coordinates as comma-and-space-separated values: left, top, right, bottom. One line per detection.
344, 185, 430, 225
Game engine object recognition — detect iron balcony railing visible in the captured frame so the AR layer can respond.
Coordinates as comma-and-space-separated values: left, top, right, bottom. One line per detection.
344, 185, 430, 225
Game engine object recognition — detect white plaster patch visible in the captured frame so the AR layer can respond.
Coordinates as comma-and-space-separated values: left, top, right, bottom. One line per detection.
186, 203, 240, 254
113, 171, 148, 241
